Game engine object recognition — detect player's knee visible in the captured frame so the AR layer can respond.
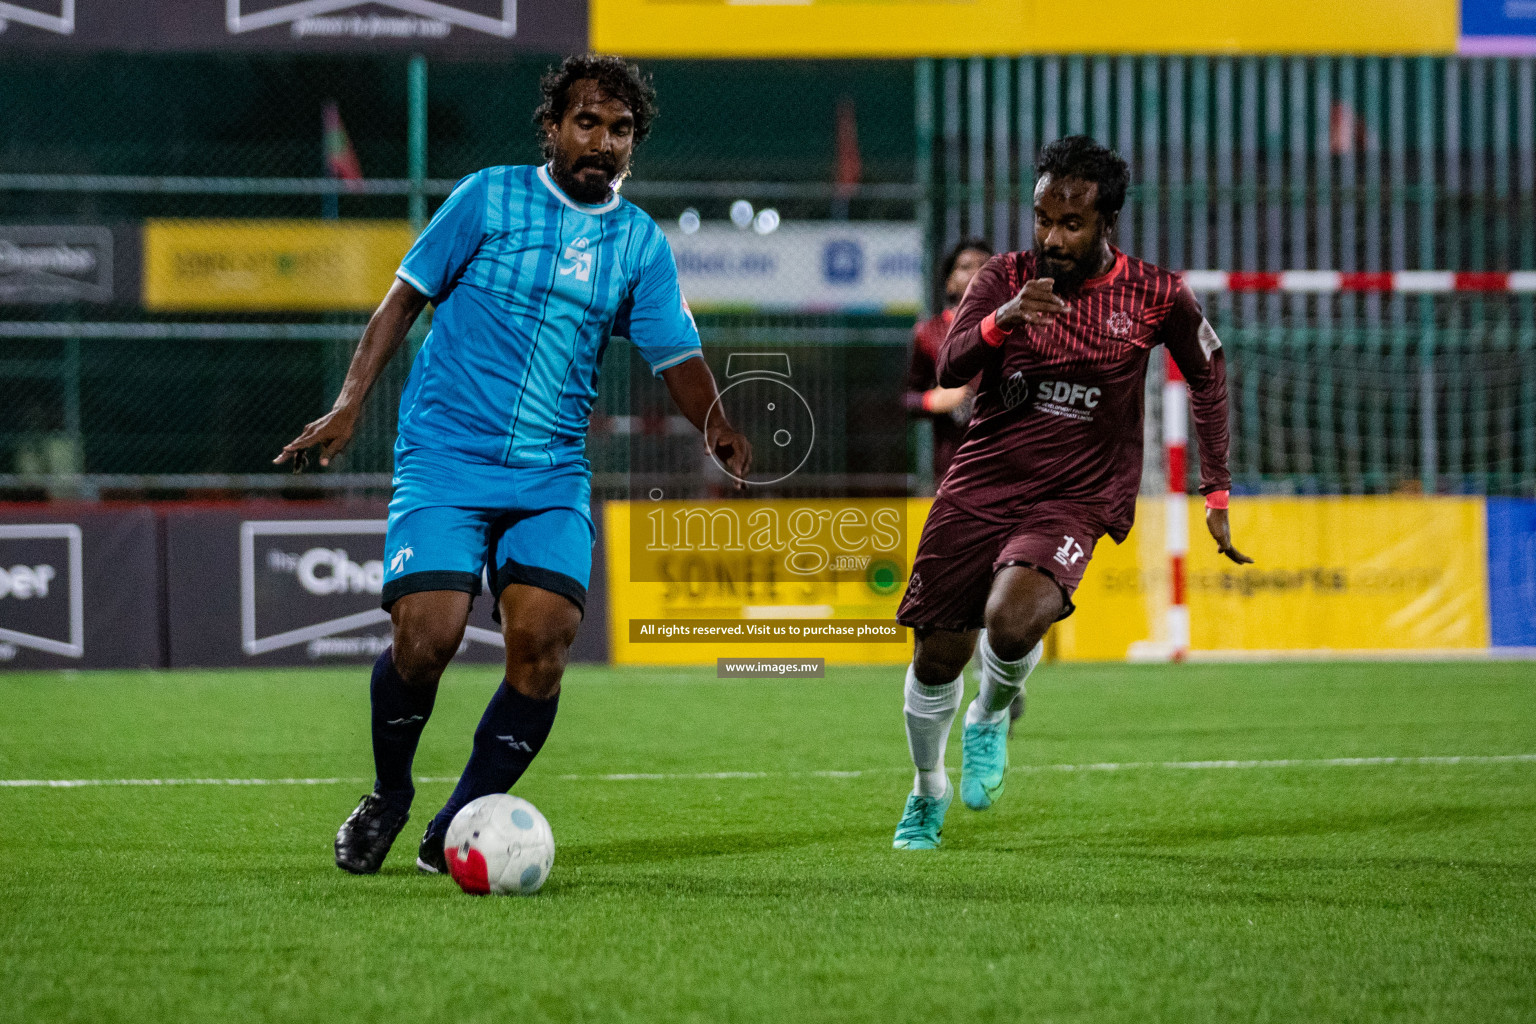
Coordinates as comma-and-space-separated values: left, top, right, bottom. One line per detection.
503, 622, 575, 699
984, 584, 1060, 661
983, 622, 1039, 663
392, 625, 461, 686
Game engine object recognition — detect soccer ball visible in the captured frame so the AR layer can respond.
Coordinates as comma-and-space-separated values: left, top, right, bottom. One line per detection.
444, 794, 554, 896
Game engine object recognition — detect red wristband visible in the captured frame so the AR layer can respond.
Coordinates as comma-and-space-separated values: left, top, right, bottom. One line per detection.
979, 311, 1005, 347
1204, 490, 1230, 510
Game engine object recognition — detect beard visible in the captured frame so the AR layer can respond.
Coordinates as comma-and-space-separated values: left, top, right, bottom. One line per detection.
550, 148, 627, 204
1034, 227, 1106, 295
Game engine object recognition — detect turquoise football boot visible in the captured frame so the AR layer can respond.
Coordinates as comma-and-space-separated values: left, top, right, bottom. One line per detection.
960, 714, 1009, 810
892, 781, 953, 849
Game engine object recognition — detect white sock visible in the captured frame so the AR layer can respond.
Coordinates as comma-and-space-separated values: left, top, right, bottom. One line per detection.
964, 631, 1042, 726
904, 662, 961, 797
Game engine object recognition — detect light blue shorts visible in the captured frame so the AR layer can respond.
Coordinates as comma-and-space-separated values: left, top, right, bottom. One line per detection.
380, 449, 594, 618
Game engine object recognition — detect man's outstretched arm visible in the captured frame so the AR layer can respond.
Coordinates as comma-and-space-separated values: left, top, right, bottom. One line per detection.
1162, 285, 1252, 566
660, 355, 752, 489
275, 279, 429, 468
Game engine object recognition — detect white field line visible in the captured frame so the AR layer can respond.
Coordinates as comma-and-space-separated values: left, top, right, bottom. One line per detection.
2, 754, 1534, 789
0, 776, 361, 788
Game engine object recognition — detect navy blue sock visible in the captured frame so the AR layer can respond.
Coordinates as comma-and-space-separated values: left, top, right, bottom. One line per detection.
369, 647, 438, 805
428, 681, 559, 838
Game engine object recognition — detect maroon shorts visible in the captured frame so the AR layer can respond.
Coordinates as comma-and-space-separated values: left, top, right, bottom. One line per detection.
896, 496, 1104, 633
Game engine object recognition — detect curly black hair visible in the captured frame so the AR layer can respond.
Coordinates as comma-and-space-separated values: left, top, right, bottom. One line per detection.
1035, 135, 1130, 219
534, 54, 657, 159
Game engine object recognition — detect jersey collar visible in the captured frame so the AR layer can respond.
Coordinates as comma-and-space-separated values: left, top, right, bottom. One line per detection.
538, 163, 622, 215
1082, 248, 1127, 290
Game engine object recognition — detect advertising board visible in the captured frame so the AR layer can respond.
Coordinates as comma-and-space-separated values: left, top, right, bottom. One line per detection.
0, 507, 162, 669
1055, 497, 1491, 660
664, 223, 921, 314
605, 499, 913, 667
142, 220, 413, 313
0, 0, 586, 53
163, 505, 607, 667
592, 0, 1455, 56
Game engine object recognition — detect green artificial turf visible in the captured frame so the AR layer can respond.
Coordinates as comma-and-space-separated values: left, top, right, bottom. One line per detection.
1, 660, 1534, 1023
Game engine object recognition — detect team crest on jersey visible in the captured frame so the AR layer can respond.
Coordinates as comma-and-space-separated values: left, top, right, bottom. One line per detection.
1105, 311, 1134, 339
560, 237, 594, 283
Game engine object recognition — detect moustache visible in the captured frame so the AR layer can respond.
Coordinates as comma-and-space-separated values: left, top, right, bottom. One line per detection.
574, 157, 617, 175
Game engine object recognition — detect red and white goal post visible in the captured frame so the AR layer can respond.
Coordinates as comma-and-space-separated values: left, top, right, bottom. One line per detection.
1138, 270, 1531, 663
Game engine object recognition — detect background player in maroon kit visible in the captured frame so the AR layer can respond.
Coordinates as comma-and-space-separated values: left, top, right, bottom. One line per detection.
906, 238, 992, 482
892, 136, 1254, 849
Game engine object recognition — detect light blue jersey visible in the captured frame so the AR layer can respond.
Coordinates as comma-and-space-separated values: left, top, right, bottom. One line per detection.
394, 163, 702, 468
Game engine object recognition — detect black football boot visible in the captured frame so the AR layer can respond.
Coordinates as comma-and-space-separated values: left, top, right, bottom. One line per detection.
334, 792, 410, 874
416, 823, 448, 875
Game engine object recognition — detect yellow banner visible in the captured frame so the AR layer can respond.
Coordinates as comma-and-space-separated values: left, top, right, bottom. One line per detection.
1050, 497, 1165, 662
606, 499, 920, 666
592, 0, 1455, 56
143, 220, 414, 312
1057, 497, 1490, 660
606, 495, 1487, 664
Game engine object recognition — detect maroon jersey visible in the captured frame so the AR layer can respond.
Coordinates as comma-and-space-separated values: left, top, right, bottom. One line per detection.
936, 248, 1230, 543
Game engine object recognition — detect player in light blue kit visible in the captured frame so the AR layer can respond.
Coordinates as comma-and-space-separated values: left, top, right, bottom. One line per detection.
277, 56, 752, 876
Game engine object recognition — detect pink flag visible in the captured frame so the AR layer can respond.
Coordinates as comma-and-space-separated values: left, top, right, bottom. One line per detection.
323, 100, 365, 192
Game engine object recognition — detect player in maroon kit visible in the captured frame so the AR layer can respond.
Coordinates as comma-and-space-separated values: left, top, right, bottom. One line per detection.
892, 135, 1253, 849
906, 237, 1023, 736
906, 238, 992, 482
